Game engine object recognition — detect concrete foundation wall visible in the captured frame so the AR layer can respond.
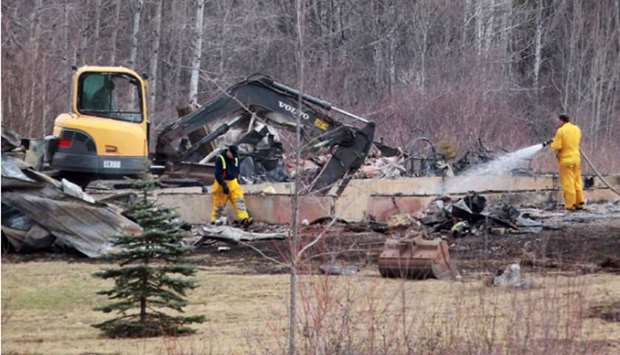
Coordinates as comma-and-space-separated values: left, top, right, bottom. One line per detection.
156, 192, 334, 225
157, 193, 212, 224
245, 194, 333, 225
129, 175, 620, 225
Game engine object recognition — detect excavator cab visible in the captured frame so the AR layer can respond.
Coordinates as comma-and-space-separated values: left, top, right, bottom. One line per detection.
49, 66, 149, 176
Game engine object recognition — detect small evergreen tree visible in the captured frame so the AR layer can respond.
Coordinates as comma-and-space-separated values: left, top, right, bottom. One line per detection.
93, 180, 205, 338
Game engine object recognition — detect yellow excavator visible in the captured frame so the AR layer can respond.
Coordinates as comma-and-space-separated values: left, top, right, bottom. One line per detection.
50, 66, 150, 176
47, 65, 379, 193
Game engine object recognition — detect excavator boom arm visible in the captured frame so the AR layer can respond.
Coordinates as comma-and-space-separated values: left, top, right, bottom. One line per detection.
156, 74, 375, 194
156, 75, 337, 158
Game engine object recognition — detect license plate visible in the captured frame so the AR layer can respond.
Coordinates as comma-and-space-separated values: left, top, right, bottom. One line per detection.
103, 160, 121, 169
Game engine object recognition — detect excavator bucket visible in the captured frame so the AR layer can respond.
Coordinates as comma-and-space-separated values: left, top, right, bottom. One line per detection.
308, 122, 375, 194
378, 236, 454, 279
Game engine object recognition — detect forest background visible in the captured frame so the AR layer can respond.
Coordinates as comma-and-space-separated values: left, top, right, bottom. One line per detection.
2, 0, 619, 171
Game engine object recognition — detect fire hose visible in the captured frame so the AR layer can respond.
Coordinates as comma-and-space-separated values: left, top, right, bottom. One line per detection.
581, 150, 620, 197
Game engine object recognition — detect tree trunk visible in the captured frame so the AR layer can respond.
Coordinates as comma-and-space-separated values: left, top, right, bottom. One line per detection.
217, 1, 231, 76
41, 51, 49, 136
93, 0, 102, 62
483, 0, 495, 54
388, 33, 396, 94
372, 3, 383, 92
475, 0, 484, 55
563, 0, 581, 111
140, 272, 147, 323
77, 1, 89, 66
64, 0, 72, 113
189, 0, 206, 107
110, 0, 122, 65
419, 26, 428, 89
172, 0, 188, 107
149, 0, 163, 122
129, 0, 144, 69
462, 0, 471, 47
500, 0, 513, 81
27, 0, 43, 136
533, 0, 543, 92
604, 0, 620, 144
42, 16, 61, 137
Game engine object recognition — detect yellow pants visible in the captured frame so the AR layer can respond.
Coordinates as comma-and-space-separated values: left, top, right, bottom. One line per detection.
558, 159, 584, 209
210, 179, 250, 222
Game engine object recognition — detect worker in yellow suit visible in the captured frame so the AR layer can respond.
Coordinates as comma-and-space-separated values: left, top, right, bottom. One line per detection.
211, 145, 252, 225
544, 113, 584, 211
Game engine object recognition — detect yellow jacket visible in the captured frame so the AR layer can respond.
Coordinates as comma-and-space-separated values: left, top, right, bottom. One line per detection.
550, 122, 581, 164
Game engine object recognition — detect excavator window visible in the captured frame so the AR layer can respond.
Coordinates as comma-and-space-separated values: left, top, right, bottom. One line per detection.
78, 72, 143, 123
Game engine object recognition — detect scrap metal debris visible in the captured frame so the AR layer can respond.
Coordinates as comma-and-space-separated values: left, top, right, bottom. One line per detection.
61, 178, 96, 203
319, 263, 360, 275
419, 192, 542, 237
404, 137, 454, 177
198, 225, 287, 244
357, 154, 407, 179
486, 203, 544, 234
1, 141, 141, 257
2, 126, 22, 152
491, 263, 532, 289
451, 139, 497, 175
239, 155, 290, 184
2, 205, 54, 252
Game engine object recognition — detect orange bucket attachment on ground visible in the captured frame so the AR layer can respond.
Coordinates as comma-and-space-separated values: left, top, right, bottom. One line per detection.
378, 236, 454, 279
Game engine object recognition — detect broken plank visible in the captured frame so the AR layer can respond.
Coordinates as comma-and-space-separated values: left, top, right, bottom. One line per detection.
199, 225, 286, 244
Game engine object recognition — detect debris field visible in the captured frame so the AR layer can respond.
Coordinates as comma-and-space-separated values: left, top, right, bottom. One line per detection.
3, 124, 620, 278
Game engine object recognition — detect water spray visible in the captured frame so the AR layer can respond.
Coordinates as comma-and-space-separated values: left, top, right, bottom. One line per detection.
460, 143, 544, 177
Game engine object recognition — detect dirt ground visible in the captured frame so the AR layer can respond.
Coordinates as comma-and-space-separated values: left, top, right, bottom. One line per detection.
186, 207, 620, 276
2, 206, 620, 354
453, 214, 620, 273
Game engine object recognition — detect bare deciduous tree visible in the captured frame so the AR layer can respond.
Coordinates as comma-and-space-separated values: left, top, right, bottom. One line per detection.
149, 0, 163, 121
128, 0, 143, 69
189, 0, 205, 107
109, 0, 122, 65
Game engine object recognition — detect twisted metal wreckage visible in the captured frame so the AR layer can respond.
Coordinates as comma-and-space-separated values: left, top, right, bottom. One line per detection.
2, 129, 141, 257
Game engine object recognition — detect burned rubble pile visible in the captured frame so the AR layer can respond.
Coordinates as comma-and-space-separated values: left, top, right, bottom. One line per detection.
352, 138, 532, 179
418, 192, 544, 238
1, 129, 141, 257
237, 135, 513, 183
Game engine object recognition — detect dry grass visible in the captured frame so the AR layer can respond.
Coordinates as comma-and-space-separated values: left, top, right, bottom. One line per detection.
293, 272, 620, 354
2, 261, 620, 354
1, 262, 289, 354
